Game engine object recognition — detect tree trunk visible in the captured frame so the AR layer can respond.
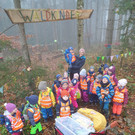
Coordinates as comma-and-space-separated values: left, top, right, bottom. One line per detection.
116, 14, 122, 42
104, 0, 115, 56
13, 0, 31, 66
77, 0, 84, 51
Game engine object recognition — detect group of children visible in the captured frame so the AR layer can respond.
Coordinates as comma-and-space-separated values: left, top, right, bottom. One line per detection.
0, 61, 128, 134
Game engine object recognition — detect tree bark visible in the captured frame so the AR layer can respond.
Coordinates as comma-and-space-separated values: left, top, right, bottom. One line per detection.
104, 0, 115, 56
13, 0, 31, 66
116, 14, 122, 42
77, 0, 84, 51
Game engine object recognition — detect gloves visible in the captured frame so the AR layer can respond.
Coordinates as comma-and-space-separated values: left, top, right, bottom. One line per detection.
57, 116, 60, 118
70, 115, 72, 118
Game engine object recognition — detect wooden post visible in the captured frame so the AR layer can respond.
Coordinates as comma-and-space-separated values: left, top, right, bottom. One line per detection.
77, 0, 84, 51
13, 0, 31, 66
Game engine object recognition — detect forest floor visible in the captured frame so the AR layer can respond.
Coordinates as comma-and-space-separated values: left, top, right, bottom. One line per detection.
0, 47, 135, 135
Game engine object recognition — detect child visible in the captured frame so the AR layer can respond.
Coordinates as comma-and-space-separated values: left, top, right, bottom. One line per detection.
26, 95, 42, 135
63, 71, 71, 83
79, 69, 90, 103
87, 66, 96, 83
56, 90, 74, 117
89, 75, 102, 105
38, 81, 55, 122
56, 79, 70, 102
107, 66, 118, 87
52, 74, 62, 96
69, 79, 79, 111
112, 79, 128, 118
64, 46, 76, 66
98, 64, 109, 75
4, 103, 24, 135
96, 75, 114, 119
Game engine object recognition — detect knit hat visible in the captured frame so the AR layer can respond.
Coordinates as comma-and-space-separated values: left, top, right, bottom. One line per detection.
5, 103, 16, 113
25, 95, 38, 105
68, 47, 73, 50
73, 73, 79, 78
71, 79, 78, 86
61, 90, 69, 97
38, 81, 47, 90
118, 79, 127, 87
103, 75, 110, 82
104, 64, 109, 70
90, 66, 94, 70
108, 66, 115, 75
80, 69, 86, 76
56, 74, 62, 80
79, 48, 85, 54
61, 79, 68, 85
96, 75, 103, 81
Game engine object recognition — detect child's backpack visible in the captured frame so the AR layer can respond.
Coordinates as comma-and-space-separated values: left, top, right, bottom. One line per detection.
76, 89, 81, 99
0, 115, 5, 125
64, 49, 70, 63
22, 101, 30, 120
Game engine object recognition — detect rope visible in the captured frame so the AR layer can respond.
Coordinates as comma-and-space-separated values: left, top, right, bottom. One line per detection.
0, 6, 17, 35
0, 24, 16, 36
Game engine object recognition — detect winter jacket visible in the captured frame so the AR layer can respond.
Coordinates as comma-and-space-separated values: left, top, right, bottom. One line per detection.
38, 87, 56, 108
96, 83, 114, 102
52, 80, 61, 95
27, 105, 41, 126
56, 97, 74, 117
70, 55, 86, 74
68, 52, 76, 65
5, 110, 24, 134
113, 86, 128, 105
90, 81, 101, 94
79, 76, 90, 94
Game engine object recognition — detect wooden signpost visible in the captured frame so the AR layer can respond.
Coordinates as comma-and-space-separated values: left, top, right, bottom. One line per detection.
5, 9, 93, 24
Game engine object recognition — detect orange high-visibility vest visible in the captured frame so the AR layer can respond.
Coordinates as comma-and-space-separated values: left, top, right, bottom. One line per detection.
54, 84, 58, 94
90, 73, 95, 83
28, 107, 41, 122
7, 110, 24, 131
92, 81, 101, 94
101, 85, 110, 98
80, 78, 89, 90
59, 101, 71, 117
40, 92, 52, 108
113, 87, 127, 103
67, 52, 76, 63
110, 75, 116, 86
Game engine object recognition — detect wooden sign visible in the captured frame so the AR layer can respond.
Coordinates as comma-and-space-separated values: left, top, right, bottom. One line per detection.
5, 9, 93, 24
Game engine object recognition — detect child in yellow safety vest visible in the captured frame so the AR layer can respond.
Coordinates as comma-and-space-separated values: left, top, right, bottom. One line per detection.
89, 75, 102, 105
26, 95, 42, 135
4, 103, 24, 135
38, 81, 56, 122
56, 90, 74, 118
112, 79, 128, 117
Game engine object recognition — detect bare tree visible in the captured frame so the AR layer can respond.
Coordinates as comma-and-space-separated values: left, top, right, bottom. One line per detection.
13, 0, 31, 66
77, 0, 84, 51
104, 0, 115, 56
116, 14, 122, 43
